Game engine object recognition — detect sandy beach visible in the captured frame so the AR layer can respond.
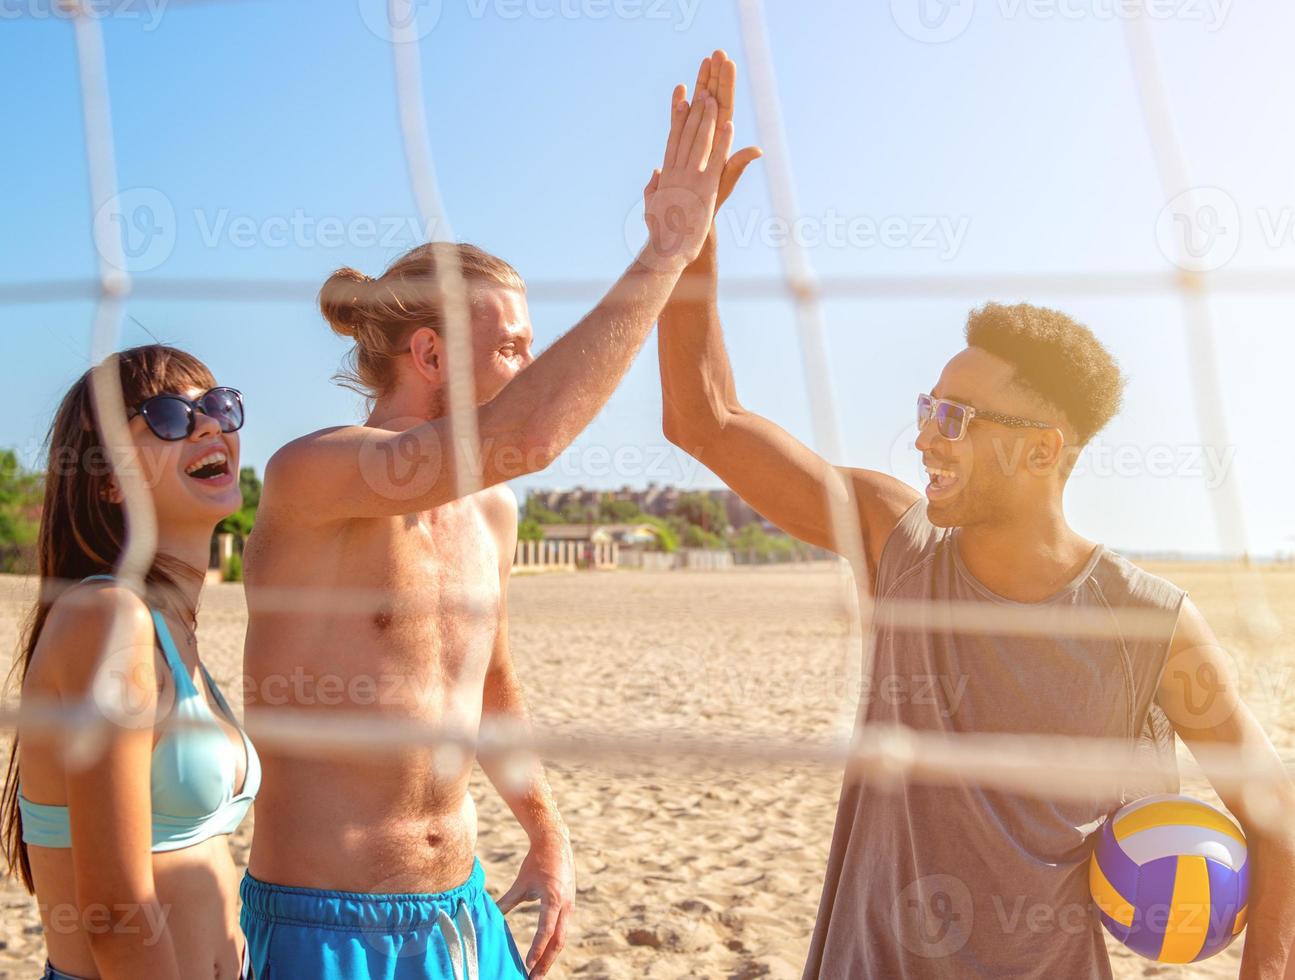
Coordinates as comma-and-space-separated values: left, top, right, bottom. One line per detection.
0, 563, 1290, 979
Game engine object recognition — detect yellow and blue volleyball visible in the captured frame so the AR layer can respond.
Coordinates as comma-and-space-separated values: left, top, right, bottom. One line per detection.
1090, 794, 1248, 963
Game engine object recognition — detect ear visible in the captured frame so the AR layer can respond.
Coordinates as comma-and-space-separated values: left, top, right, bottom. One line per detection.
1029, 429, 1068, 471
100, 478, 124, 505
407, 327, 443, 385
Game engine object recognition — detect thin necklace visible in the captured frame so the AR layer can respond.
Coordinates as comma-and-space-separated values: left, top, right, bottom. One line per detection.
175, 612, 197, 647
164, 594, 199, 647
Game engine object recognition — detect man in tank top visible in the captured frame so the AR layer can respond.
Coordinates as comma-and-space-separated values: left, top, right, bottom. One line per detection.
657, 234, 1295, 976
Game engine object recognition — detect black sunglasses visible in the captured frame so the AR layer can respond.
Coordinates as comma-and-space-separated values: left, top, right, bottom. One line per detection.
129, 387, 245, 442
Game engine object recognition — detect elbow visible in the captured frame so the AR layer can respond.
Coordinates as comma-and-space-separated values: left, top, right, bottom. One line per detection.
514, 431, 564, 477
663, 411, 699, 452
663, 401, 727, 457
662, 409, 686, 449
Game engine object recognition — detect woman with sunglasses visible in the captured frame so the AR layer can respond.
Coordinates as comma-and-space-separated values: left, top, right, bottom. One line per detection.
1, 345, 257, 980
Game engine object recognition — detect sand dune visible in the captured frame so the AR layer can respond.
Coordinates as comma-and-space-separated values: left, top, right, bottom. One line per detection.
1, 563, 1289, 979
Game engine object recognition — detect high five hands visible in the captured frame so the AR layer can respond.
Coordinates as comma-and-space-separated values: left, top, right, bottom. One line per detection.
642, 49, 761, 267
640, 50, 763, 271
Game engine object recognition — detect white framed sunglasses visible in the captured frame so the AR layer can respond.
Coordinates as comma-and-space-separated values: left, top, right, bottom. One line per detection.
917, 393, 1056, 443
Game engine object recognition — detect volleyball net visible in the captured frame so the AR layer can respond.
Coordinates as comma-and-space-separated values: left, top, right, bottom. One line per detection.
2, 0, 1293, 842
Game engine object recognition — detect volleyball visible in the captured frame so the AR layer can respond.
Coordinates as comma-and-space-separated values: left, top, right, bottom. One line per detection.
1090, 795, 1249, 963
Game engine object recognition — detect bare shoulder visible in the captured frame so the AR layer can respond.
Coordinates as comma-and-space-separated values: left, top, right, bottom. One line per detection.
261, 425, 363, 513
844, 468, 922, 565
474, 483, 519, 539
848, 468, 922, 515
265, 425, 357, 479
1167, 595, 1213, 652
32, 581, 156, 695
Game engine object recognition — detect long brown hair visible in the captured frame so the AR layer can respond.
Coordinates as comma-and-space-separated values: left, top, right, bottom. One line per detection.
1, 345, 216, 892
319, 242, 525, 400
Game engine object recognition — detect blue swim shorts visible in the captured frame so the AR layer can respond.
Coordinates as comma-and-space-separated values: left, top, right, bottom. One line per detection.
239, 859, 527, 980
42, 944, 250, 979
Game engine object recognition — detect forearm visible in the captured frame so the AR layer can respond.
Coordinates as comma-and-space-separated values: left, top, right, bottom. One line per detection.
1239, 821, 1295, 979
658, 235, 739, 447
88, 912, 181, 980
481, 666, 566, 843
291, 250, 693, 519
478, 250, 687, 478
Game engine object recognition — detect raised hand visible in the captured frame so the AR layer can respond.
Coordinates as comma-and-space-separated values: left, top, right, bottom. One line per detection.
697, 49, 762, 211
643, 51, 762, 262
638, 55, 734, 271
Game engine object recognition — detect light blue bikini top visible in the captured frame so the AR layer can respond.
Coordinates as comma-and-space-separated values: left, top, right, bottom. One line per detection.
19, 576, 261, 852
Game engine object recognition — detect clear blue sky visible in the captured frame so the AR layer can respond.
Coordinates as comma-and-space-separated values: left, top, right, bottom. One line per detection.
4, 0, 1295, 556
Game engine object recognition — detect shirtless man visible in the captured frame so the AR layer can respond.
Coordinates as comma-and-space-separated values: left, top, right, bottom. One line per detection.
239, 57, 740, 980
658, 52, 1295, 980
